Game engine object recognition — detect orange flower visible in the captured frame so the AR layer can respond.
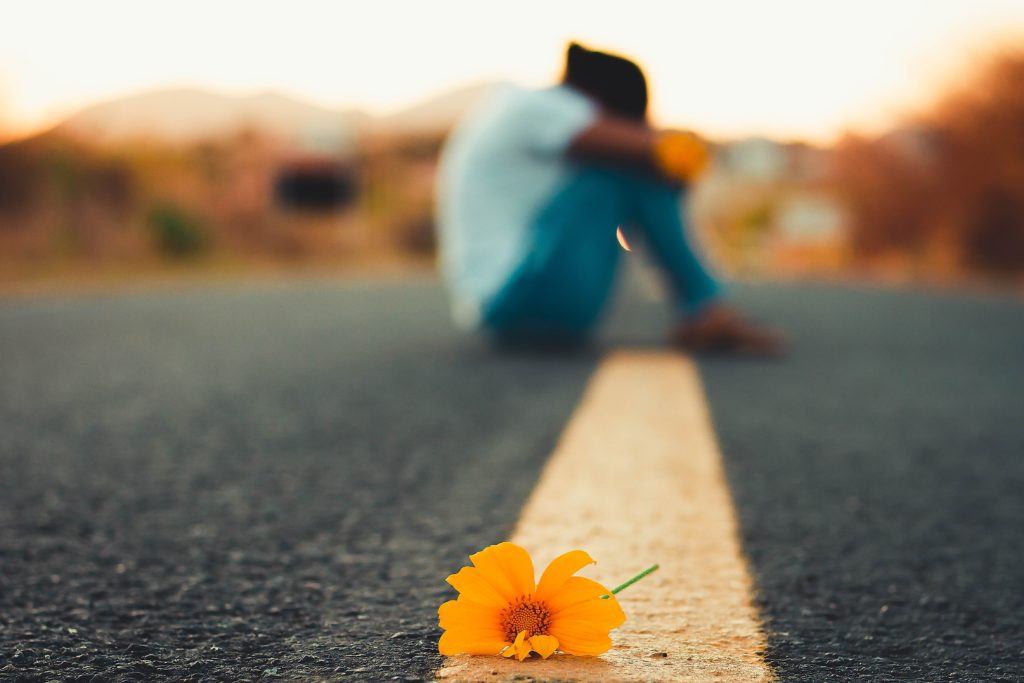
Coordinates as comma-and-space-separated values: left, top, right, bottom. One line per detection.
437, 542, 626, 660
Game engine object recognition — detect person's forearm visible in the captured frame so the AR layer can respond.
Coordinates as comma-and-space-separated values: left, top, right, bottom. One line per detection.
567, 115, 659, 170
568, 117, 709, 183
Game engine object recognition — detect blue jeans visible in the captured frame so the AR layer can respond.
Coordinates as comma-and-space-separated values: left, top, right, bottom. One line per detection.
482, 166, 721, 339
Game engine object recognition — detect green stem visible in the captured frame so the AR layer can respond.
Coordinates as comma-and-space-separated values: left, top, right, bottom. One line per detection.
600, 563, 659, 599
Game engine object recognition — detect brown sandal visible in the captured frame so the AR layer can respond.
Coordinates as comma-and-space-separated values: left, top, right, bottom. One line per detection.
670, 306, 787, 357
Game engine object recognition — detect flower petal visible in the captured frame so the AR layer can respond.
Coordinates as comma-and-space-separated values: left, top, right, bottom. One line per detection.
547, 616, 623, 656
549, 614, 624, 643
438, 629, 508, 656
551, 593, 626, 630
546, 582, 626, 657
438, 598, 502, 632
514, 630, 533, 661
529, 634, 559, 659
545, 576, 613, 614
535, 550, 594, 602
470, 542, 536, 600
501, 630, 532, 661
446, 566, 510, 609
546, 628, 613, 656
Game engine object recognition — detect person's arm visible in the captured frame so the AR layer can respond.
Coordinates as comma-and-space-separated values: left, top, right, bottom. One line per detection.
566, 115, 658, 170
567, 116, 710, 182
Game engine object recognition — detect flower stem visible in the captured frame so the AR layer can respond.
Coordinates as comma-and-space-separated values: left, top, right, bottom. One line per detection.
600, 563, 659, 599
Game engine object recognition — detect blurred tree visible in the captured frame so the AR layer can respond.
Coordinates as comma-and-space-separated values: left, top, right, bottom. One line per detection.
833, 50, 1024, 276
932, 52, 1024, 274
833, 132, 938, 257
0, 139, 41, 218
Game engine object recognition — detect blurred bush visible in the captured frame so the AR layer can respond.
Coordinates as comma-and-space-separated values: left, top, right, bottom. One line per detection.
147, 203, 208, 257
0, 136, 139, 262
357, 133, 442, 254
0, 126, 441, 277
0, 139, 41, 217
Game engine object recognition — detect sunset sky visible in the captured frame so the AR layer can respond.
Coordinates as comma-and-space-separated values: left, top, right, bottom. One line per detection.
3, 0, 1023, 142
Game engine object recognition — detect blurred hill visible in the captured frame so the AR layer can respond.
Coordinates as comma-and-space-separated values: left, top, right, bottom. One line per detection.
54, 83, 498, 145
377, 82, 497, 134
58, 88, 367, 146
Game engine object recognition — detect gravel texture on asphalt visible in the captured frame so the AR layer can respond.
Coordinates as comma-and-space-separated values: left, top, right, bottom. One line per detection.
2, 277, 1023, 682
0, 280, 598, 681
700, 283, 1024, 682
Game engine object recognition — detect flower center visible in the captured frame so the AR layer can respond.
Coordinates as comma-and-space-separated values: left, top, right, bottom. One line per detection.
501, 597, 551, 641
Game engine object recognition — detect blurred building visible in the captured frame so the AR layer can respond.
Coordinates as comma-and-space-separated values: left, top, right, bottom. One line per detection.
719, 137, 788, 181
776, 194, 844, 244
692, 137, 846, 275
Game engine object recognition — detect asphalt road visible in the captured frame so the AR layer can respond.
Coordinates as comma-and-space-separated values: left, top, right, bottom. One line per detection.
1, 277, 1022, 681
702, 284, 1024, 681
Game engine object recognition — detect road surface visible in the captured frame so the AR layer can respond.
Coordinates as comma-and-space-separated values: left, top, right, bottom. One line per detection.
1, 277, 1022, 681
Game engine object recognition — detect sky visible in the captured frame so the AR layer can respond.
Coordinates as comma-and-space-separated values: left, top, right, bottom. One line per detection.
3, 0, 1024, 142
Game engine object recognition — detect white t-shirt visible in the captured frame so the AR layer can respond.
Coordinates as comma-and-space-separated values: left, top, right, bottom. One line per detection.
436, 84, 597, 328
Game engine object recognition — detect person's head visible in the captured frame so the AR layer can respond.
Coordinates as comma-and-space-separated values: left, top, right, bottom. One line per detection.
562, 42, 649, 121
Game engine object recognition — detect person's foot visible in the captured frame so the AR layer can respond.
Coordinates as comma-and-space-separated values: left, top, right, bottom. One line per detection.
669, 305, 786, 357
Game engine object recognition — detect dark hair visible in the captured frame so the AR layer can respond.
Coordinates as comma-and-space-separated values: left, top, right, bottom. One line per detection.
563, 42, 648, 121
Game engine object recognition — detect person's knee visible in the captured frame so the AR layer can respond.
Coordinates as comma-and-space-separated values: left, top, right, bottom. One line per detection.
564, 166, 632, 198
578, 165, 682, 203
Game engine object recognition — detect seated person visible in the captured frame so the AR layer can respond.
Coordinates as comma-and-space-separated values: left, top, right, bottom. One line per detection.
436, 42, 783, 354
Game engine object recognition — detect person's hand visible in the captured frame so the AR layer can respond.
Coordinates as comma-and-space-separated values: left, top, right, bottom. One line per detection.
653, 131, 710, 183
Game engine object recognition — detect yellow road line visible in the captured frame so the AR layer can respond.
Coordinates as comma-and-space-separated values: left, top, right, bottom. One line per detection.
438, 351, 772, 682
